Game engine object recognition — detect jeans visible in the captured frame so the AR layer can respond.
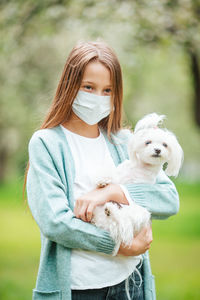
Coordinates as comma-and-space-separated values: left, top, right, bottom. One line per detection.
71, 263, 144, 300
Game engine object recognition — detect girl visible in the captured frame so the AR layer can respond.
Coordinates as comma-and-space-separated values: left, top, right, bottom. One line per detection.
25, 41, 179, 300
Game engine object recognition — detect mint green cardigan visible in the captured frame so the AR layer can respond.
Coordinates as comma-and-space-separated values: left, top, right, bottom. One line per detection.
27, 125, 179, 300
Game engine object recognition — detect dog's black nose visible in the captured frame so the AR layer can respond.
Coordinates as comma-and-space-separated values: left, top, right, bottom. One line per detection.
154, 148, 161, 154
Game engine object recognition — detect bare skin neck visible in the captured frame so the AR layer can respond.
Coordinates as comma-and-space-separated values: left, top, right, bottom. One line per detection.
61, 111, 100, 138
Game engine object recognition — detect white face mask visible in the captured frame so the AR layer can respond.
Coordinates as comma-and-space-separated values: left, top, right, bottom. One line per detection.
72, 91, 111, 125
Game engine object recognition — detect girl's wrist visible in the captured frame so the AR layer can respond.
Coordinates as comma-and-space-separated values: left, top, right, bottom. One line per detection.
103, 184, 129, 205
118, 242, 138, 256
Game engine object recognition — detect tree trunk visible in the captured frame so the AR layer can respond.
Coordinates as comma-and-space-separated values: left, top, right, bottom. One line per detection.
0, 147, 8, 182
188, 49, 200, 127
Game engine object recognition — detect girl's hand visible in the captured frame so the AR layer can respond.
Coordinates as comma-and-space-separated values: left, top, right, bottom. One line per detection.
117, 226, 153, 256
74, 184, 129, 222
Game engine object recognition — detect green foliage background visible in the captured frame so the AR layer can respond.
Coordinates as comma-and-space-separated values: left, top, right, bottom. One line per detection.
0, 1, 200, 299
0, 0, 200, 181
0, 181, 200, 300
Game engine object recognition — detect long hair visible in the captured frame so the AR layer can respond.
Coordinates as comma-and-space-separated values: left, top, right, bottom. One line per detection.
23, 40, 123, 197
41, 40, 123, 132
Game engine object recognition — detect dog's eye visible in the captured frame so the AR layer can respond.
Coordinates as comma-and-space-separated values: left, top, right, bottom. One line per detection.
145, 140, 152, 145
163, 143, 168, 148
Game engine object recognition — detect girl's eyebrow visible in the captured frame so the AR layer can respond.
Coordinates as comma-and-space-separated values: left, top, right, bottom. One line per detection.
82, 80, 112, 87
82, 80, 94, 84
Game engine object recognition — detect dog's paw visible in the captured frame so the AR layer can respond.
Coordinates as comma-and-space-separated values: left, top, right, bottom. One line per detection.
104, 207, 111, 216
96, 177, 112, 188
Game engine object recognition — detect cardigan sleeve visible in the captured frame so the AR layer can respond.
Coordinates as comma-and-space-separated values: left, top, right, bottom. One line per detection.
122, 170, 179, 219
26, 133, 115, 254
117, 129, 180, 220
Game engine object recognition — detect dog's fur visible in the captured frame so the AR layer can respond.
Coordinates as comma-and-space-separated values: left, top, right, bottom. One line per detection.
91, 113, 183, 247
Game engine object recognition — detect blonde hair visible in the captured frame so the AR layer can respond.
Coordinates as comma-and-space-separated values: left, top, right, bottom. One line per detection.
24, 41, 124, 196
41, 40, 123, 134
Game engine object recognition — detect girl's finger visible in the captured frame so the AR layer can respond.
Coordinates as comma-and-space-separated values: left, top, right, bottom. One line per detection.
147, 227, 153, 242
86, 203, 96, 222
77, 202, 88, 222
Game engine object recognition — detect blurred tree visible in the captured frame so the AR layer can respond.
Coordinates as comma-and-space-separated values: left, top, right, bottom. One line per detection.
0, 0, 68, 181
127, 0, 200, 127
0, 0, 200, 181
1, 0, 200, 124
74, 0, 200, 126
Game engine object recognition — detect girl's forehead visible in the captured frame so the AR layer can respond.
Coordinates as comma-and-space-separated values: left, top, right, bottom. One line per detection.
82, 61, 111, 85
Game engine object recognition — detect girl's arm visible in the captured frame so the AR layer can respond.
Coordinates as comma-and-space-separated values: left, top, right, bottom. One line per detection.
118, 226, 153, 256
74, 186, 153, 256
122, 170, 180, 219
27, 133, 153, 257
74, 184, 128, 222
27, 134, 115, 255
75, 170, 179, 221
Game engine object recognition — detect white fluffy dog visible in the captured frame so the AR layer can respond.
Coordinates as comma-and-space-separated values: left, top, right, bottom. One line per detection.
91, 113, 183, 247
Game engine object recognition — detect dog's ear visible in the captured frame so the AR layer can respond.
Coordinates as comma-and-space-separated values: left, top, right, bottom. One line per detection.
128, 134, 139, 162
134, 113, 166, 133
165, 135, 184, 177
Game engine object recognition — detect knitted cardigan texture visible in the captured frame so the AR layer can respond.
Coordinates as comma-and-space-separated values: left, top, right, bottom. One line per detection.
27, 125, 179, 300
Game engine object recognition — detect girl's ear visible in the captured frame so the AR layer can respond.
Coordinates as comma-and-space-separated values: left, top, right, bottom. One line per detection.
128, 134, 139, 163
165, 136, 184, 177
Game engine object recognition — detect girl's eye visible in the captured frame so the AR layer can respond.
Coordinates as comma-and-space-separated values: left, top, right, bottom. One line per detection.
84, 85, 92, 91
163, 143, 168, 148
145, 140, 152, 145
104, 88, 111, 94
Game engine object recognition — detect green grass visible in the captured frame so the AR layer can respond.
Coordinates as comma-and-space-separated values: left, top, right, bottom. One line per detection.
0, 180, 200, 299
0, 180, 40, 300
150, 182, 200, 299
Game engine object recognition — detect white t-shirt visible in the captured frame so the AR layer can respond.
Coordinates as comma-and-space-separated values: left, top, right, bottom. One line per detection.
60, 125, 140, 290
